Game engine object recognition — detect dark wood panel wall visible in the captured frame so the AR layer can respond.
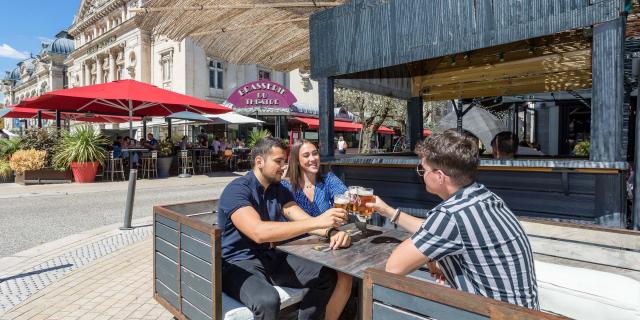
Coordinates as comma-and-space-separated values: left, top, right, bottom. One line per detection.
330, 165, 627, 228
591, 17, 626, 162
310, 0, 624, 78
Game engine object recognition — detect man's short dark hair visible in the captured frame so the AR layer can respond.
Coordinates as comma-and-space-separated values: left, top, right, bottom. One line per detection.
251, 136, 287, 166
491, 131, 518, 155
415, 129, 479, 186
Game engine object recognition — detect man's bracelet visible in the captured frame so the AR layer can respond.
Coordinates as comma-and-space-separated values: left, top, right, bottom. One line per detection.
390, 208, 401, 224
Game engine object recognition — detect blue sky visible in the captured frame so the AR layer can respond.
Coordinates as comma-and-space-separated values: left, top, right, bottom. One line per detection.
0, 1, 80, 103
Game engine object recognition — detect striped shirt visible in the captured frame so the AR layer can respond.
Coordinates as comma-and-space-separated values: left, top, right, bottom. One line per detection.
411, 183, 539, 309
281, 172, 348, 217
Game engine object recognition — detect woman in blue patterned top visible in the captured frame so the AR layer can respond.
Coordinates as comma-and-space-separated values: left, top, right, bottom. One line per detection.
282, 140, 352, 320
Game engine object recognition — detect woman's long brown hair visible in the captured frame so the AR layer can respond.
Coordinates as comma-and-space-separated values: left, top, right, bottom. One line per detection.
286, 140, 323, 192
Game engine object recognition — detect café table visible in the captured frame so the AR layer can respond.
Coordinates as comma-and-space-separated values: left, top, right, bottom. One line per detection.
277, 223, 411, 279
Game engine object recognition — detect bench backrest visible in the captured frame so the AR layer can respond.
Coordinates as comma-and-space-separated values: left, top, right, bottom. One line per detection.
363, 268, 566, 320
153, 200, 221, 320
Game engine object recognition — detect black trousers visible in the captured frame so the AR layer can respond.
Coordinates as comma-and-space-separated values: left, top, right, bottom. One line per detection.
222, 251, 337, 320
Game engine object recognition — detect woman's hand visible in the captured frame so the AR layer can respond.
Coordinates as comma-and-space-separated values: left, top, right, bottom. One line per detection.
329, 231, 351, 250
365, 196, 394, 218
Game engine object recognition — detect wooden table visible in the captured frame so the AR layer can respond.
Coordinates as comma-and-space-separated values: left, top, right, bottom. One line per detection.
277, 223, 410, 279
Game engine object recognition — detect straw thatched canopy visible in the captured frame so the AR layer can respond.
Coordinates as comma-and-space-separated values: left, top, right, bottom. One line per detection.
136, 0, 344, 71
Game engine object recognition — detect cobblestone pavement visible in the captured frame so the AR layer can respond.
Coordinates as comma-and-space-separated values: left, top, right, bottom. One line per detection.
0, 225, 152, 313
0, 236, 171, 320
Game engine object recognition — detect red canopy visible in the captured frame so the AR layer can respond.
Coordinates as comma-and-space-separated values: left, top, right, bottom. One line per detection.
21, 80, 229, 116
291, 117, 395, 134
0, 107, 141, 123
20, 79, 230, 136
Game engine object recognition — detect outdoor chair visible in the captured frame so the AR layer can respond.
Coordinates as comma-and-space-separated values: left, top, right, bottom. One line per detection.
179, 150, 195, 175
197, 150, 213, 174
104, 151, 125, 181
140, 151, 158, 179
363, 268, 565, 320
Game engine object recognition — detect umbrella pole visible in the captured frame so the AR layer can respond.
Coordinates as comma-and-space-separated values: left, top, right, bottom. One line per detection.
128, 101, 133, 138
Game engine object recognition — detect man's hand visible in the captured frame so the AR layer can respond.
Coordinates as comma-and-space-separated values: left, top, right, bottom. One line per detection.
365, 196, 394, 218
329, 231, 351, 250
313, 208, 348, 229
427, 259, 446, 285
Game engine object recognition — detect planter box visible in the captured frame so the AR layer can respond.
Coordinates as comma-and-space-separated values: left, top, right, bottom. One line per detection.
15, 169, 73, 185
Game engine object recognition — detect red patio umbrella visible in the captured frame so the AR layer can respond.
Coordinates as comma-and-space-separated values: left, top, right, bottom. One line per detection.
21, 79, 230, 137
0, 107, 141, 124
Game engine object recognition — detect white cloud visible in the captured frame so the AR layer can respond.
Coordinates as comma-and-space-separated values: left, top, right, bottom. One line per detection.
0, 44, 29, 60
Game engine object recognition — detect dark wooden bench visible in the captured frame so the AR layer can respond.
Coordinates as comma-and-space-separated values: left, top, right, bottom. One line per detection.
153, 199, 305, 320
363, 268, 567, 320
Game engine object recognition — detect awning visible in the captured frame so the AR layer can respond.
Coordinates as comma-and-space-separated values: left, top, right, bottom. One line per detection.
291, 117, 395, 134
207, 112, 264, 125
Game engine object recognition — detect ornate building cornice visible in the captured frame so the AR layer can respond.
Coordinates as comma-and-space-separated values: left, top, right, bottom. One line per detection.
69, 0, 126, 36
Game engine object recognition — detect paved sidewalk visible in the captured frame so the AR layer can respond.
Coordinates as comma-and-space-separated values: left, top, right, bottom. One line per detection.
0, 217, 171, 319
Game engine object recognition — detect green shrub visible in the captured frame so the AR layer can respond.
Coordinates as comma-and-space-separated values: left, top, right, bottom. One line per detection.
0, 159, 12, 179
20, 128, 59, 167
0, 137, 22, 160
247, 129, 272, 148
573, 140, 590, 157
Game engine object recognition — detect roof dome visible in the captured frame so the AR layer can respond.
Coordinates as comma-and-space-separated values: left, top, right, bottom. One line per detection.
40, 31, 74, 55
4, 67, 21, 81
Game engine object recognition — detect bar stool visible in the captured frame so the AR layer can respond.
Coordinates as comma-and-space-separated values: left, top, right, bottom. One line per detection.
140, 151, 158, 179
179, 150, 194, 175
104, 151, 125, 181
198, 150, 213, 174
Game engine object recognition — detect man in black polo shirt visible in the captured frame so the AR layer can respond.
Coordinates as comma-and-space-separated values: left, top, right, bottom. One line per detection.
218, 137, 351, 320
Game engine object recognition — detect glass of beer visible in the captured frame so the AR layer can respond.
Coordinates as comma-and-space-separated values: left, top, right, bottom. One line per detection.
334, 194, 350, 210
347, 186, 361, 215
357, 187, 375, 220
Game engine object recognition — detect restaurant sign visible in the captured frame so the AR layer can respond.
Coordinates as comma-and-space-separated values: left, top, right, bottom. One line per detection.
226, 80, 297, 110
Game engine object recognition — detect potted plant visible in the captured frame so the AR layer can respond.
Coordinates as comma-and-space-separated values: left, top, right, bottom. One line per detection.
573, 140, 590, 157
53, 126, 108, 183
0, 159, 12, 183
156, 139, 174, 178
0, 137, 21, 183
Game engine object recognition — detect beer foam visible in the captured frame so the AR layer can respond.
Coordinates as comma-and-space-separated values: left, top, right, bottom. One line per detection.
357, 189, 374, 196
334, 197, 349, 204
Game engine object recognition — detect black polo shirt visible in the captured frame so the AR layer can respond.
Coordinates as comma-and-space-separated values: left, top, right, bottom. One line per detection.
218, 171, 294, 263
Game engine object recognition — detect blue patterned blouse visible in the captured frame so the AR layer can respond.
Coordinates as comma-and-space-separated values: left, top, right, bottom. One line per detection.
281, 172, 348, 217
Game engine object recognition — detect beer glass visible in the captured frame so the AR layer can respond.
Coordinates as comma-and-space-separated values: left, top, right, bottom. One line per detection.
347, 186, 361, 215
355, 187, 374, 235
334, 194, 350, 210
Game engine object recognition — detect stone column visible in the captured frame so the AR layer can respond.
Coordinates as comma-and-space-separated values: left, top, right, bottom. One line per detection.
96, 56, 103, 84
108, 51, 116, 82
83, 62, 90, 86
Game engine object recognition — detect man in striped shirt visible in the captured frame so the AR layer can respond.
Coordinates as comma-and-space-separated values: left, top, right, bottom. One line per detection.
368, 129, 539, 309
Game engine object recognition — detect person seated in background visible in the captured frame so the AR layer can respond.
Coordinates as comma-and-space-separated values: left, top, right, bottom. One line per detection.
517, 140, 545, 156
146, 133, 158, 147
235, 137, 245, 148
179, 136, 189, 150
490, 131, 518, 159
197, 129, 208, 147
112, 136, 123, 158
281, 140, 353, 319
367, 130, 539, 310
218, 137, 351, 320
212, 137, 222, 155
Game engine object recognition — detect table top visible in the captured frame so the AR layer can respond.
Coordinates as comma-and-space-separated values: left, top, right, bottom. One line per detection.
277, 223, 410, 279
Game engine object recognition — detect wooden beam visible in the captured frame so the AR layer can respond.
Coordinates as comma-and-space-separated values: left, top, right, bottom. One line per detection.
417, 49, 591, 86
422, 79, 592, 101
423, 69, 592, 97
